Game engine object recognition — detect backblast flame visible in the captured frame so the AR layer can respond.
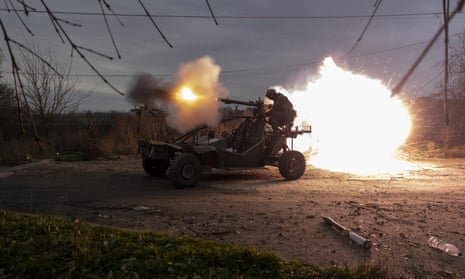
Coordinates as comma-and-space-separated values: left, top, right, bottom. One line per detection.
287, 57, 414, 174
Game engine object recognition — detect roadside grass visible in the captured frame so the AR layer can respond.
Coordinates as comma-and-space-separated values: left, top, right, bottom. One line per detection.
0, 211, 390, 279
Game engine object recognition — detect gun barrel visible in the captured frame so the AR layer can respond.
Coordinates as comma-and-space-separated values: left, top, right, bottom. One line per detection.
218, 98, 260, 107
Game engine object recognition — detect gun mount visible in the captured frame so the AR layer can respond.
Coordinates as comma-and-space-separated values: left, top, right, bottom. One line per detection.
218, 97, 262, 107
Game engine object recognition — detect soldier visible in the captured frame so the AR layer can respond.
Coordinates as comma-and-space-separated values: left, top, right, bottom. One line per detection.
265, 88, 296, 132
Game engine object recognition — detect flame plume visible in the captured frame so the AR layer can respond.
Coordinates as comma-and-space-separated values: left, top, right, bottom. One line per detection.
287, 57, 413, 174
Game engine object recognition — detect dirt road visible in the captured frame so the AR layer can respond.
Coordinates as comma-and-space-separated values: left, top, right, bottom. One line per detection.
1, 156, 464, 278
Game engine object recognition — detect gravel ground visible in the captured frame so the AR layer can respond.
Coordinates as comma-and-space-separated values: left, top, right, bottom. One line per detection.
1, 156, 464, 278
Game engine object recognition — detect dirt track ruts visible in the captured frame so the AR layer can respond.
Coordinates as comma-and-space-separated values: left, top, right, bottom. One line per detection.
1, 156, 465, 278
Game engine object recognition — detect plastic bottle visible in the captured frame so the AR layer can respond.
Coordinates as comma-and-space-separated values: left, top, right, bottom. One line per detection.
427, 236, 463, 256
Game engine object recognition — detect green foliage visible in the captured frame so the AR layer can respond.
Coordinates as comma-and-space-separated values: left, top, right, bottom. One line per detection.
0, 211, 390, 279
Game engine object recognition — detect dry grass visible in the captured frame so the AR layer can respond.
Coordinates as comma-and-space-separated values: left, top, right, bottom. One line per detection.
0, 111, 168, 165
2, 107, 465, 165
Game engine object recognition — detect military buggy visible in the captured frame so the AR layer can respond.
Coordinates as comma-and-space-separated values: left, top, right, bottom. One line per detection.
138, 90, 311, 188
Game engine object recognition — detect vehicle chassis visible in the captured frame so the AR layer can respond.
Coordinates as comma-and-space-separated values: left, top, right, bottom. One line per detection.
138, 98, 311, 188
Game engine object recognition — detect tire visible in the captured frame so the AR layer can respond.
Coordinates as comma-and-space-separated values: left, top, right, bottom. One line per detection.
168, 153, 202, 188
143, 157, 169, 177
278, 151, 306, 180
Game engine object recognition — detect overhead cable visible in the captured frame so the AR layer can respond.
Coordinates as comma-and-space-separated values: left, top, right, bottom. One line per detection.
0, 8, 463, 20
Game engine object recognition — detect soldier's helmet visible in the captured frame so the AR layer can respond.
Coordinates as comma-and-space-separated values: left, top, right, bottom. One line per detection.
266, 88, 277, 99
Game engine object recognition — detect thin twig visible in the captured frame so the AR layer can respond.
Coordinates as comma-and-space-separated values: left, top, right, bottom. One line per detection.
55, 17, 82, 27
205, 0, 218, 25
101, 0, 125, 27
8, 0, 34, 35
10, 39, 63, 78
0, 18, 25, 134
137, 0, 173, 48
40, 0, 124, 95
44, 6, 65, 43
0, 17, 44, 144
75, 45, 113, 60
4, 0, 10, 12
15, 0, 36, 15
98, 0, 121, 59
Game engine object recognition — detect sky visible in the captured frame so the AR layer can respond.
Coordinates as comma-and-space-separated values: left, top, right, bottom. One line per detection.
1, 0, 465, 111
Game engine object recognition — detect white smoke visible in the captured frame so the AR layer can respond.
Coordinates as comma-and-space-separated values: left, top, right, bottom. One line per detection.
126, 56, 228, 133
167, 56, 228, 133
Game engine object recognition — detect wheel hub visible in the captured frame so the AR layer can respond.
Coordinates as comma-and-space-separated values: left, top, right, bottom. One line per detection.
181, 163, 195, 179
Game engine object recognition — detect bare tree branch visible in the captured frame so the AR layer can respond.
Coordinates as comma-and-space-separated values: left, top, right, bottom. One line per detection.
55, 16, 82, 27
3, 0, 10, 11
205, 0, 218, 25
137, 0, 173, 48
0, 17, 26, 134
20, 43, 85, 134
9, 38, 63, 78
15, 0, 36, 14
101, 0, 124, 27
8, 0, 33, 35
43, 5, 65, 43
1, 19, 47, 147
40, 0, 124, 95
98, 0, 122, 59
75, 45, 113, 60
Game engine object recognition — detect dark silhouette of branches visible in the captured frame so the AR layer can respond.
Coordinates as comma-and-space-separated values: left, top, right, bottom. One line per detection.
6, 0, 34, 35
0, 0, 220, 143
20, 44, 85, 135
9, 39, 62, 78
40, 0, 124, 95
1, 0, 206, 99
1, 17, 26, 134
100, 0, 124, 26
136, 0, 173, 48
205, 0, 218, 25
98, 0, 123, 59
0, 18, 47, 148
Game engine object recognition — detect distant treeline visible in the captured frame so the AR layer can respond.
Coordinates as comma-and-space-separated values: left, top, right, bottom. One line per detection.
408, 94, 465, 147
1, 95, 465, 164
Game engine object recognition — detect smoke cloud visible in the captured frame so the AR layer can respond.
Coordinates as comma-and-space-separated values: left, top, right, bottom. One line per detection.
126, 73, 171, 109
126, 56, 228, 133
167, 56, 228, 133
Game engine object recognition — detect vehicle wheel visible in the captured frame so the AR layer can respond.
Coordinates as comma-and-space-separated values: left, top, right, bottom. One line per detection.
143, 157, 169, 177
279, 151, 306, 180
168, 154, 202, 188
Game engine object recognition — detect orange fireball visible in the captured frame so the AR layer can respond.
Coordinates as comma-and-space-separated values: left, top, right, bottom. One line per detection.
176, 86, 199, 103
